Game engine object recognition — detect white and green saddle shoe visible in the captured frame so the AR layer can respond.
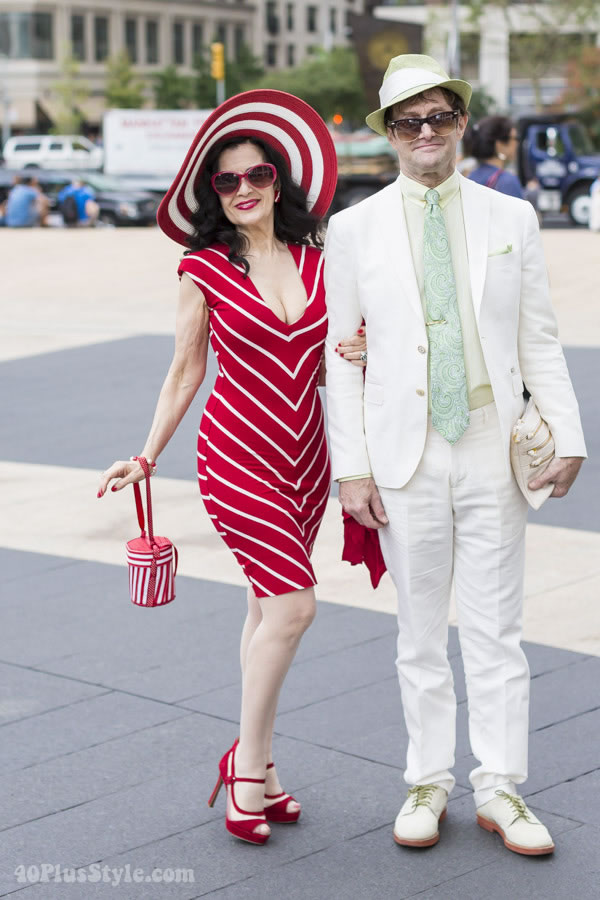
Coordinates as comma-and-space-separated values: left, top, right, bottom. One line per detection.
477, 790, 555, 856
393, 784, 448, 848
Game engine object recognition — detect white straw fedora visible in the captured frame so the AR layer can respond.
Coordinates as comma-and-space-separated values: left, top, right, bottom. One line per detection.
366, 54, 472, 136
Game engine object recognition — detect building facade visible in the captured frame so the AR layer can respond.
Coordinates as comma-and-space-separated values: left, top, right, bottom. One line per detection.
1, 0, 363, 131
374, 2, 600, 113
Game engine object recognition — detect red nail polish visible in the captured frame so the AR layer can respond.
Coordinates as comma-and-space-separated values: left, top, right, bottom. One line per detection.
334, 347, 339, 353
97, 491, 102, 498
357, 328, 364, 334
111, 486, 117, 492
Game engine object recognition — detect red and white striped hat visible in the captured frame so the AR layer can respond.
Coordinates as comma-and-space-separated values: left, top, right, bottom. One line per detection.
157, 89, 338, 246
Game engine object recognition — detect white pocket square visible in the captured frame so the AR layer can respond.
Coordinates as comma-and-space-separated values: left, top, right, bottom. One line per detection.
488, 244, 513, 257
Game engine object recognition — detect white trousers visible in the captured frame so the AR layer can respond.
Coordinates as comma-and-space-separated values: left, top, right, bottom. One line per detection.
378, 403, 530, 808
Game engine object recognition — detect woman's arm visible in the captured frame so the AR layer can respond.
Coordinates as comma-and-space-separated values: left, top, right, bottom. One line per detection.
98, 274, 210, 496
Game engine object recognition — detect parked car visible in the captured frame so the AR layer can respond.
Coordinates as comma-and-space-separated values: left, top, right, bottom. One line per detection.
0, 169, 159, 226
2, 135, 103, 171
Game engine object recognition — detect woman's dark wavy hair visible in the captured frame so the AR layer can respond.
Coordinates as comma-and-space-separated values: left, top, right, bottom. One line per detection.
465, 115, 515, 162
184, 137, 323, 276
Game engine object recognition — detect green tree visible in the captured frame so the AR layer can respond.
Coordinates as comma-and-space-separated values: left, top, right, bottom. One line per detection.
51, 50, 90, 134
105, 51, 146, 108
467, 87, 496, 123
253, 47, 368, 127
191, 47, 217, 109
463, 0, 598, 110
191, 43, 265, 108
561, 45, 600, 147
225, 43, 265, 98
153, 64, 192, 109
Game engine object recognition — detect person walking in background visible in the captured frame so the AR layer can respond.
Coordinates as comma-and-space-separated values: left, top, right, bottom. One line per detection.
466, 116, 524, 198
325, 54, 586, 857
98, 90, 365, 847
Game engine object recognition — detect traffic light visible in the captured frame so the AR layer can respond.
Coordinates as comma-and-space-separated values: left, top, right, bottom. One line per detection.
210, 42, 225, 81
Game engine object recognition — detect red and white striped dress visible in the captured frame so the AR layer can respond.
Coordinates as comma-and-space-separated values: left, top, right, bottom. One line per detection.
178, 243, 330, 598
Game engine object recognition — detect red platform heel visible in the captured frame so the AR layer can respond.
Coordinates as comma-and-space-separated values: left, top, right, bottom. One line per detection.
264, 761, 301, 823
208, 740, 270, 845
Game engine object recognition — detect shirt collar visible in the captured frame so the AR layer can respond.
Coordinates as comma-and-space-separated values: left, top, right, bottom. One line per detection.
399, 170, 460, 209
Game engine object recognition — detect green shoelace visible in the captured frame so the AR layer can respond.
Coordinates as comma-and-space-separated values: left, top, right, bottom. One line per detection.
408, 784, 438, 810
496, 790, 533, 826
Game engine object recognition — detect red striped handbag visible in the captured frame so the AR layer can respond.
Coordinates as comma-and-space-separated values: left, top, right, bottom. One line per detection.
126, 457, 178, 607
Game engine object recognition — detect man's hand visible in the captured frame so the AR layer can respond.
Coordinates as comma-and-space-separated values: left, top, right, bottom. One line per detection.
339, 477, 389, 529
528, 456, 584, 499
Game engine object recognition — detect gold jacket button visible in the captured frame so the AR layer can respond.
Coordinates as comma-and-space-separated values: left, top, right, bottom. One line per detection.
416, 389, 425, 397
418, 345, 427, 354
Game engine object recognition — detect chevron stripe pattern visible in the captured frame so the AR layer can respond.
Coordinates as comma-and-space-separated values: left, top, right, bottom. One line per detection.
178, 243, 330, 598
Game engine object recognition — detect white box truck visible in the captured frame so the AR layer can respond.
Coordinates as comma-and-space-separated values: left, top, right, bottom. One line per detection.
103, 109, 213, 189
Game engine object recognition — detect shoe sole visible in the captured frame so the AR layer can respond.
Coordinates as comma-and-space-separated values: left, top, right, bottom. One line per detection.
476, 814, 555, 856
393, 808, 446, 848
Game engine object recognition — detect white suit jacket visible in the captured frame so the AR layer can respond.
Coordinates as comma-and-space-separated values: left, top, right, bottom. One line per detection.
324, 173, 586, 488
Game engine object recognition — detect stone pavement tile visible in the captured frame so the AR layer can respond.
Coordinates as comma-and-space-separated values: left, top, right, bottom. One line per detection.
413, 823, 597, 900
0, 715, 234, 832
293, 604, 398, 663
1, 548, 80, 584
532, 347, 600, 534
198, 794, 580, 900
527, 656, 600, 731
0, 661, 104, 726
0, 755, 441, 898
185, 633, 398, 719
0, 336, 214, 478
0, 691, 189, 773
454, 708, 600, 797
527, 769, 600, 828
275, 678, 407, 764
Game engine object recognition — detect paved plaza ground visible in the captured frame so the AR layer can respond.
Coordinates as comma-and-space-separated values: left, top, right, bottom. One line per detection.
0, 226, 599, 898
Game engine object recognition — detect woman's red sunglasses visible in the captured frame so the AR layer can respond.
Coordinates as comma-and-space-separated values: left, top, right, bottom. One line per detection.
211, 163, 277, 196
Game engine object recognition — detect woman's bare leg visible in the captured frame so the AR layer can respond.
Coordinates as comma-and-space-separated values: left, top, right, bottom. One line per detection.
233, 587, 316, 831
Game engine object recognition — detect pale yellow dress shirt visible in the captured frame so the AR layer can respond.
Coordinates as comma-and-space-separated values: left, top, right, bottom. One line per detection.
338, 170, 493, 482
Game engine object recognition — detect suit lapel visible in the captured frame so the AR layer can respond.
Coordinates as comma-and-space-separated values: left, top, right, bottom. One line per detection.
379, 179, 423, 323
459, 173, 490, 322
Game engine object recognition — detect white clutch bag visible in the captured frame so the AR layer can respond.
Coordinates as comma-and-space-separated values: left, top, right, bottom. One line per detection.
510, 398, 555, 510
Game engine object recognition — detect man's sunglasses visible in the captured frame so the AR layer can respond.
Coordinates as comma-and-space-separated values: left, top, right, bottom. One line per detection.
210, 163, 277, 196
386, 110, 460, 142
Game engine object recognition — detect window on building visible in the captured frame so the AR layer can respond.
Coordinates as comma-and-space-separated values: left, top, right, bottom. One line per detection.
94, 16, 109, 62
266, 42, 277, 66
286, 3, 294, 31
216, 23, 227, 47
125, 17, 137, 63
459, 33, 479, 81
307, 6, 318, 34
71, 14, 85, 61
234, 25, 245, 58
146, 20, 158, 64
329, 8, 337, 34
173, 21, 184, 64
192, 23, 204, 61
286, 44, 295, 67
0, 12, 54, 59
31, 12, 53, 59
266, 1, 279, 35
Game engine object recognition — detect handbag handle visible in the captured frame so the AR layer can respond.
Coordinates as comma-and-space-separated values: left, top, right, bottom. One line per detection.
132, 456, 154, 543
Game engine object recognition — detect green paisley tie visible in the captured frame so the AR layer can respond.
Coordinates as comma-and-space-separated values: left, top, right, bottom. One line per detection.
424, 188, 469, 444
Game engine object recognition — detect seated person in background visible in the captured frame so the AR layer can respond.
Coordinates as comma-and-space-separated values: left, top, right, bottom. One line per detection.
58, 179, 99, 226
465, 116, 524, 199
5, 176, 44, 227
